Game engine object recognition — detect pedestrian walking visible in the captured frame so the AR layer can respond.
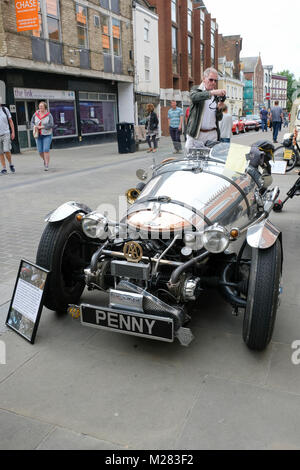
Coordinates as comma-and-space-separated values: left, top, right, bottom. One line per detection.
145, 103, 159, 153
260, 106, 268, 132
185, 67, 226, 150
0, 101, 16, 175
219, 105, 233, 143
269, 101, 283, 143
31, 101, 54, 171
168, 100, 184, 153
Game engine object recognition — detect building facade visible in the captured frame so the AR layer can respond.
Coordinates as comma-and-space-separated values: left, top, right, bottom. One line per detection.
148, 0, 219, 135
132, 0, 160, 125
270, 74, 288, 110
263, 65, 273, 108
241, 56, 264, 115
218, 58, 244, 117
0, 0, 135, 152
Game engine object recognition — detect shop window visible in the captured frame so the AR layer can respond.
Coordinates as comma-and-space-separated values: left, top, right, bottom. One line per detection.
49, 101, 77, 138
79, 94, 117, 134
76, 4, 88, 49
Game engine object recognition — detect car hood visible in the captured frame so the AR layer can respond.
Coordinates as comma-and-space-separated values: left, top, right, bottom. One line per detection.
126, 164, 255, 233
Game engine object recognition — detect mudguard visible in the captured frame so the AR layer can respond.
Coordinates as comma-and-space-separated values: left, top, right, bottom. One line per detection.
45, 201, 92, 223
247, 219, 281, 250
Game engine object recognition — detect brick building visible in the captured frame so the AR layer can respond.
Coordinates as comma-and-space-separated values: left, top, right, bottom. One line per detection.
240, 56, 264, 115
148, 0, 219, 135
0, 0, 135, 152
218, 35, 242, 80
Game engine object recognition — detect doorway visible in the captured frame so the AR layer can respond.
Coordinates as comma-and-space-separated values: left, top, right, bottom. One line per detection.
16, 100, 37, 149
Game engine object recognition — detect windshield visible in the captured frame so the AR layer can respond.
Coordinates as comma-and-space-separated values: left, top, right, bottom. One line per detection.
154, 142, 251, 176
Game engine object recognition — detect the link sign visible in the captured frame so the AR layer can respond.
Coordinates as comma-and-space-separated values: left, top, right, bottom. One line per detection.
15, 0, 39, 32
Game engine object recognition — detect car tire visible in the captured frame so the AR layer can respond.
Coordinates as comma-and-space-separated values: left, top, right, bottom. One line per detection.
243, 239, 282, 351
36, 217, 89, 313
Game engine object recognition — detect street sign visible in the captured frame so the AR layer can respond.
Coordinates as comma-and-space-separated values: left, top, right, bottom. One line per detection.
15, 0, 39, 32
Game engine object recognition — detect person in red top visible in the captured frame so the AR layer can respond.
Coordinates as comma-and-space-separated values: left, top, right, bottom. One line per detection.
31, 101, 54, 171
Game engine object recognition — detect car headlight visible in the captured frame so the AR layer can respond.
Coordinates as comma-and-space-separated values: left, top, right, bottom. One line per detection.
82, 212, 108, 239
203, 225, 230, 254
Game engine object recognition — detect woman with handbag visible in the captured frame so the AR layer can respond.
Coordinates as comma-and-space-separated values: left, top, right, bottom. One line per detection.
31, 101, 54, 171
145, 103, 159, 153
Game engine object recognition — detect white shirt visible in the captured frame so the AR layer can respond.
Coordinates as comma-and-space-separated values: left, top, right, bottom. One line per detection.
201, 96, 218, 130
0, 106, 11, 135
219, 113, 233, 139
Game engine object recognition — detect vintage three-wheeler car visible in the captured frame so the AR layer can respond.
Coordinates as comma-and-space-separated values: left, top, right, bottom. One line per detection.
36, 141, 283, 351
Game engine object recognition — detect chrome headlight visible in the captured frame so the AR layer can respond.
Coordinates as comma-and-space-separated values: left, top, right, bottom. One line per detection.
203, 225, 230, 254
82, 212, 108, 239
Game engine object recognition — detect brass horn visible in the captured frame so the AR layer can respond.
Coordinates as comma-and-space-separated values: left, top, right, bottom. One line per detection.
126, 188, 141, 205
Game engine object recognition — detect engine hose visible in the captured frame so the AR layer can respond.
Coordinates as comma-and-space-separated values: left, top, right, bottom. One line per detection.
221, 264, 247, 308
90, 240, 110, 273
169, 251, 210, 286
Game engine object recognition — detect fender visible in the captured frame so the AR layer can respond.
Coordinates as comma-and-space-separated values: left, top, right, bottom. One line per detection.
247, 219, 281, 250
45, 201, 92, 223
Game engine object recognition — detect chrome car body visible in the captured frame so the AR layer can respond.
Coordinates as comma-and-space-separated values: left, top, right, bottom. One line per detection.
36, 142, 283, 351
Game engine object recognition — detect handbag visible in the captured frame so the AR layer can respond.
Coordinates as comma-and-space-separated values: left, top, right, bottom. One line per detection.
33, 126, 39, 138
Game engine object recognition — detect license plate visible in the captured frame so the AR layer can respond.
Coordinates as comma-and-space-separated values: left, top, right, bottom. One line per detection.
284, 149, 293, 160
80, 304, 174, 343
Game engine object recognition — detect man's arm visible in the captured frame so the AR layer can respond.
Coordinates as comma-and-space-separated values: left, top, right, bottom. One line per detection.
8, 118, 15, 141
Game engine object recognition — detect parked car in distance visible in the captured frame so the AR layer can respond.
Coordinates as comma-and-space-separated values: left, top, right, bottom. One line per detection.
232, 115, 245, 135
248, 115, 262, 128
241, 116, 260, 132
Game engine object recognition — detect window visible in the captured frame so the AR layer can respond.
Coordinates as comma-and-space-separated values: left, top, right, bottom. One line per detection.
200, 11, 205, 41
33, 0, 60, 40
101, 15, 110, 53
79, 92, 117, 134
171, 0, 177, 23
112, 18, 121, 56
188, 36, 192, 77
145, 56, 150, 81
172, 26, 177, 53
187, 0, 192, 33
144, 20, 150, 41
200, 43, 204, 76
50, 100, 77, 138
76, 4, 88, 49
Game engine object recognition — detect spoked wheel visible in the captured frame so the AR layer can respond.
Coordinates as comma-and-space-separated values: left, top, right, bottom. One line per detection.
36, 216, 91, 312
243, 239, 282, 351
274, 146, 297, 172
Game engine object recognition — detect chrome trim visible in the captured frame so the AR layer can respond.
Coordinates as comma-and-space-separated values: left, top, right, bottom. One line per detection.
247, 219, 281, 250
102, 250, 183, 267
109, 289, 144, 313
45, 201, 92, 223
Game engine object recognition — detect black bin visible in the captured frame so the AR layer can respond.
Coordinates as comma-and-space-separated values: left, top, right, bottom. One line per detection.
116, 122, 136, 154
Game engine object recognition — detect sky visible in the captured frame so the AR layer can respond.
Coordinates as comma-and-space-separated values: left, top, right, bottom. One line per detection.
204, 0, 300, 80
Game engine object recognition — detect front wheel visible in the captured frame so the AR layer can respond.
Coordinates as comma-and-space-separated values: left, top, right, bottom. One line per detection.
274, 146, 297, 172
243, 239, 282, 351
36, 216, 91, 312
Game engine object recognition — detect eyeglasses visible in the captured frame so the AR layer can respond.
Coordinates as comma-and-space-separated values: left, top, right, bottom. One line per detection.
208, 78, 218, 82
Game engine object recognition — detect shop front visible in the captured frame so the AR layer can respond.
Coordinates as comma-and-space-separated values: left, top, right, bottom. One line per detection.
14, 88, 77, 150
